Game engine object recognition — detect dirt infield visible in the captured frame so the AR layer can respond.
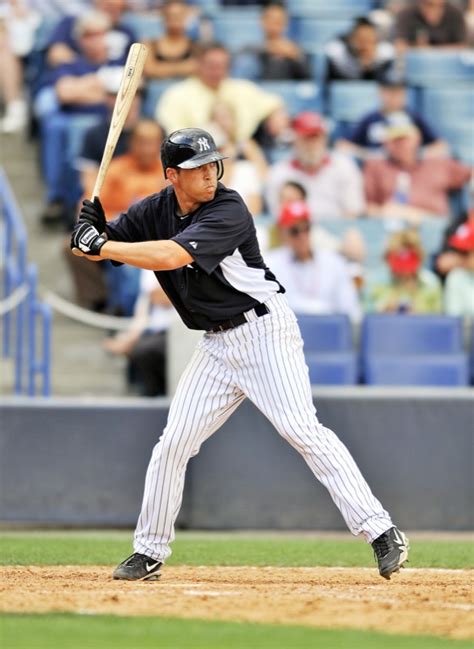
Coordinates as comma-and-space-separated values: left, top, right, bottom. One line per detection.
1, 566, 472, 640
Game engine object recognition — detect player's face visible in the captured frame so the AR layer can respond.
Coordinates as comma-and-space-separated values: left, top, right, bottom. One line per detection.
170, 162, 219, 210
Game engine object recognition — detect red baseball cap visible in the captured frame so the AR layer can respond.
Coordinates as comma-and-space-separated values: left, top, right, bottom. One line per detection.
386, 249, 421, 275
292, 111, 326, 137
278, 200, 311, 228
447, 221, 474, 252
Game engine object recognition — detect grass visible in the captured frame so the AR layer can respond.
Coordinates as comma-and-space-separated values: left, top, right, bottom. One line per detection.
1, 531, 472, 649
0, 530, 472, 569
1, 614, 472, 649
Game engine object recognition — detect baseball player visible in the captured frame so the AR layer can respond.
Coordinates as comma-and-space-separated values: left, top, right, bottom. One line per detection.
71, 127, 409, 582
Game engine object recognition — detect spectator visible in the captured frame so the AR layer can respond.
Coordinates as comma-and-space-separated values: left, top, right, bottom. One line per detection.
90, 119, 166, 215
66, 119, 167, 315
206, 99, 268, 181
435, 206, 474, 279
444, 219, 474, 316
46, 0, 134, 68
336, 79, 448, 160
394, 0, 467, 50
265, 111, 366, 220
275, 180, 366, 263
156, 41, 283, 142
76, 78, 143, 206
0, 0, 40, 133
237, 1, 312, 80
367, 228, 443, 313
143, 0, 197, 81
38, 11, 121, 225
104, 270, 176, 396
364, 122, 471, 223
265, 201, 362, 321
207, 126, 264, 216
325, 16, 396, 83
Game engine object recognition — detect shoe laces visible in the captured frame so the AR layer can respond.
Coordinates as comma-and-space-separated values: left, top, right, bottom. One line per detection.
372, 532, 393, 560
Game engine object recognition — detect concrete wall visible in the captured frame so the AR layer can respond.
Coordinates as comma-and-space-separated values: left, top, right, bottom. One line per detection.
1, 389, 473, 530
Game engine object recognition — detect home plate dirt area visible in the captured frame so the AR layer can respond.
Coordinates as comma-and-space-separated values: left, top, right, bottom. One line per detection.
1, 566, 472, 640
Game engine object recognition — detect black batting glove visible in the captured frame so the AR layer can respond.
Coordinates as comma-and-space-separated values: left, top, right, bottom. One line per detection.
78, 197, 106, 233
70, 222, 108, 256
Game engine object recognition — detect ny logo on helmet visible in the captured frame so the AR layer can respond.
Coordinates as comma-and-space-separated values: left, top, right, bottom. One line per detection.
197, 137, 210, 152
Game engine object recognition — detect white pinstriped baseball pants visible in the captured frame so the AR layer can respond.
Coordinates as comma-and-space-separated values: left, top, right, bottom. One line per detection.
134, 293, 393, 562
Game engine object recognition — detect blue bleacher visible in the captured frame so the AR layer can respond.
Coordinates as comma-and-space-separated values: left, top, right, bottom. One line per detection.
361, 315, 469, 386
287, 0, 374, 17
296, 17, 353, 50
212, 12, 263, 51
364, 355, 469, 386
121, 11, 163, 40
259, 81, 323, 116
404, 50, 474, 86
442, 125, 474, 165
142, 79, 177, 119
326, 81, 380, 123
296, 314, 357, 385
420, 86, 474, 126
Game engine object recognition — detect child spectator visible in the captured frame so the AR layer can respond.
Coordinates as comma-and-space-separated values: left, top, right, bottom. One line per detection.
325, 16, 396, 83
367, 228, 442, 313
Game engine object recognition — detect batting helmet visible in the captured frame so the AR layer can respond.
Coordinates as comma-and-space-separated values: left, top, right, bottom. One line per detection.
161, 128, 227, 179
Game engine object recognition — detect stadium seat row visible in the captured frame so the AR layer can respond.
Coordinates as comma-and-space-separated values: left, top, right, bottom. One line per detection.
298, 314, 474, 387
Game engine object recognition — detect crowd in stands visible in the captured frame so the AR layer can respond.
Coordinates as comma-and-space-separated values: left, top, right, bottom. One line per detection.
0, 0, 473, 394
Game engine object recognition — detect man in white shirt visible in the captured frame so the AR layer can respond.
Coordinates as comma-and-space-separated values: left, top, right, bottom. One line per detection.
265, 201, 362, 321
265, 111, 366, 221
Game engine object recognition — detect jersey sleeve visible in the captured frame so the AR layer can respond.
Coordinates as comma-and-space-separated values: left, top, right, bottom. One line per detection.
172, 196, 252, 275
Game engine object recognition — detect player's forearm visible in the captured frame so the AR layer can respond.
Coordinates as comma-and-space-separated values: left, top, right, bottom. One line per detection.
100, 239, 192, 270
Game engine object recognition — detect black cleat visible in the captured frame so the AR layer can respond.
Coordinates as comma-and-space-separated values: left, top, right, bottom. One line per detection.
112, 552, 162, 581
372, 527, 409, 580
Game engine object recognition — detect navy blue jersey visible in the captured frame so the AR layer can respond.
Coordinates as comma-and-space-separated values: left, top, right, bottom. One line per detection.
105, 184, 284, 330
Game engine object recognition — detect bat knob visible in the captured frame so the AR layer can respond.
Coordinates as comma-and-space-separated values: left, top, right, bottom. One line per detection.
71, 247, 83, 257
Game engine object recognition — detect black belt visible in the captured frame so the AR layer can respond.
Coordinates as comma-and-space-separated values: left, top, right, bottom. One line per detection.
208, 303, 269, 333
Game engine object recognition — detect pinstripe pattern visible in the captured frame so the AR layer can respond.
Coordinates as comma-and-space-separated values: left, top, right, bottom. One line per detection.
134, 293, 393, 561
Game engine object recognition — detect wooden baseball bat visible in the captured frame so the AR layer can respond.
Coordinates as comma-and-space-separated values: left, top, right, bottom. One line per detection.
72, 42, 148, 256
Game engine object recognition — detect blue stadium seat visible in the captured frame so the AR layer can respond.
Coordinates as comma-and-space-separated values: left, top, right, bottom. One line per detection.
404, 50, 474, 86
361, 315, 469, 386
306, 352, 357, 385
361, 314, 464, 355
327, 81, 379, 123
121, 11, 163, 40
142, 80, 176, 118
259, 81, 323, 116
212, 14, 263, 51
296, 17, 353, 50
287, 0, 374, 17
420, 86, 474, 127
441, 125, 474, 165
296, 314, 356, 385
296, 313, 353, 352
364, 355, 469, 386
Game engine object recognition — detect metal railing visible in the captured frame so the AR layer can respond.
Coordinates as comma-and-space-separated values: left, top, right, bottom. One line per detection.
1, 168, 52, 395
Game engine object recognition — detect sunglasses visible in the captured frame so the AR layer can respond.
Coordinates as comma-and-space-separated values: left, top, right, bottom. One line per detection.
288, 223, 310, 236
